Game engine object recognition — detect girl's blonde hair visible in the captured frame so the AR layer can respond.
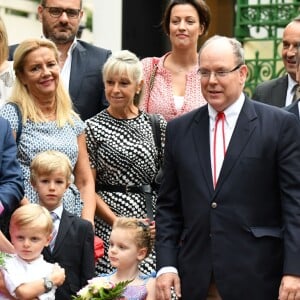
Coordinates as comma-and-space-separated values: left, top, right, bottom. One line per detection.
11, 38, 79, 126
0, 17, 8, 64
102, 50, 143, 106
30, 150, 72, 184
10, 203, 53, 236
112, 217, 153, 257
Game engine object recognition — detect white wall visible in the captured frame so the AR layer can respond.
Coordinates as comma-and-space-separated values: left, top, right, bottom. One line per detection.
92, 0, 122, 52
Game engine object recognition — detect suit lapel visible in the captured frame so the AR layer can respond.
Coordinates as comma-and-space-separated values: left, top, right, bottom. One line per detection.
215, 98, 257, 192
192, 106, 214, 195
272, 75, 288, 107
287, 101, 299, 117
69, 42, 87, 101
52, 210, 74, 255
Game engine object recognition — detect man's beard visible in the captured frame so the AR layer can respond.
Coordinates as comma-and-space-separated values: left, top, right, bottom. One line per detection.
43, 24, 76, 44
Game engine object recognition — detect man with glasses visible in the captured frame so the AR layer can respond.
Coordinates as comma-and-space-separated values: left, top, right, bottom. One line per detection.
9, 0, 111, 121
155, 35, 300, 300
285, 43, 300, 118
253, 15, 300, 107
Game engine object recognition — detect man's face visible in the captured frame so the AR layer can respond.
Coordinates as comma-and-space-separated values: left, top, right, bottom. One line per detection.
282, 21, 300, 81
38, 0, 83, 45
199, 39, 247, 112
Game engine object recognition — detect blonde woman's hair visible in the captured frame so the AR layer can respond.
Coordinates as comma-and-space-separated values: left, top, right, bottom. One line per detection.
11, 38, 79, 126
30, 150, 72, 184
112, 217, 153, 257
10, 203, 53, 236
102, 50, 143, 106
0, 17, 8, 64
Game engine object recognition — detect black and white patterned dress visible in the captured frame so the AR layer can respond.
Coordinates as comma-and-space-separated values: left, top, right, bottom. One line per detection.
85, 110, 166, 275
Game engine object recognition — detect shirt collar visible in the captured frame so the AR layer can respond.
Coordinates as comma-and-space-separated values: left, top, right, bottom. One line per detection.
51, 205, 63, 220
287, 73, 298, 95
208, 93, 245, 129
40, 35, 77, 56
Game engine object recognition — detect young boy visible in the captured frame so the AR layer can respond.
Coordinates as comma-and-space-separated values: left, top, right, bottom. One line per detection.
0, 203, 65, 299
30, 150, 95, 300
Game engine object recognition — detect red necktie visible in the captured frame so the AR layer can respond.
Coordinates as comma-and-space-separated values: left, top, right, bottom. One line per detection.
213, 112, 226, 188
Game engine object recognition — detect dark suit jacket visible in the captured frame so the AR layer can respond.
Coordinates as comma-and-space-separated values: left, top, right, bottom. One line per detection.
156, 97, 300, 299
43, 209, 95, 300
285, 100, 299, 117
252, 75, 288, 107
9, 41, 111, 121
0, 116, 23, 214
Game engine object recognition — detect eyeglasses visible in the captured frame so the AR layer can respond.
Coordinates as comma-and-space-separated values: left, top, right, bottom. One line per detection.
43, 6, 81, 18
198, 64, 243, 79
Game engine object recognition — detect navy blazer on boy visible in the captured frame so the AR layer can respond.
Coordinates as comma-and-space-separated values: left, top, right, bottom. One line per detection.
9, 40, 111, 120
156, 97, 300, 299
43, 209, 95, 300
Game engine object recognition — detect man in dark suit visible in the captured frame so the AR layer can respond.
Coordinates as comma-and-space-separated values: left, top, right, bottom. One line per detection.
42, 209, 95, 299
252, 16, 300, 107
155, 35, 300, 300
10, 0, 111, 121
0, 116, 24, 239
285, 43, 300, 117
30, 150, 95, 300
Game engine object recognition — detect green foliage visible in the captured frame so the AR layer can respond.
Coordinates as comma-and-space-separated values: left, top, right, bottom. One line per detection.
0, 252, 10, 267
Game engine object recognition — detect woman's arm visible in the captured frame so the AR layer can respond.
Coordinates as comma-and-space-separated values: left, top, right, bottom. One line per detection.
74, 133, 96, 225
91, 168, 117, 226
0, 231, 14, 254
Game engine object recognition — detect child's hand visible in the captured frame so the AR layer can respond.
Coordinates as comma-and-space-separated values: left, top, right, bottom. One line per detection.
149, 221, 156, 241
141, 218, 156, 241
51, 263, 65, 287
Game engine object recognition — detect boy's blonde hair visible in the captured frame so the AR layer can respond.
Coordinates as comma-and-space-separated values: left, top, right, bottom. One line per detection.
10, 203, 53, 235
30, 150, 72, 184
112, 217, 153, 257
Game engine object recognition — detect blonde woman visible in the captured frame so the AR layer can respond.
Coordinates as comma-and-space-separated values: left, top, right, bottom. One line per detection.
85, 50, 166, 275
0, 38, 95, 225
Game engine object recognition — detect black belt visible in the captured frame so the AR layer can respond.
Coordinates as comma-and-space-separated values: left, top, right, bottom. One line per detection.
98, 184, 154, 221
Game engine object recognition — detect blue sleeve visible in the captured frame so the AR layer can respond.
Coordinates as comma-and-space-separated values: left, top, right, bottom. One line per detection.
0, 117, 24, 215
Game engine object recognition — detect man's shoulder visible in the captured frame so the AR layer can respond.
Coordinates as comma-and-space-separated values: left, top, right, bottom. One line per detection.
255, 75, 287, 90
167, 106, 207, 131
62, 209, 93, 229
76, 40, 111, 55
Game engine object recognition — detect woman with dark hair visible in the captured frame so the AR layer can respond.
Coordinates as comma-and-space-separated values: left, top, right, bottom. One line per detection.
140, 0, 211, 121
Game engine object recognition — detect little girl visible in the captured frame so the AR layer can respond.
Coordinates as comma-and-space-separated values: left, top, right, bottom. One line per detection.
99, 217, 156, 300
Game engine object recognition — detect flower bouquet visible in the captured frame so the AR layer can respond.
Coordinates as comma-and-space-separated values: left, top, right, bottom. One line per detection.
73, 277, 131, 300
